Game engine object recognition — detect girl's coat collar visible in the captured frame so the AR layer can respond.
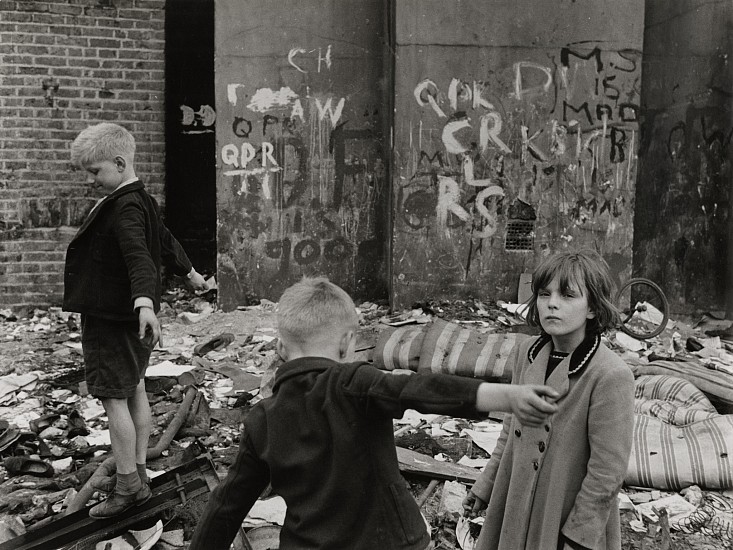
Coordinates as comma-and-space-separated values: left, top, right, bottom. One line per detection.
525, 333, 601, 398
527, 332, 601, 375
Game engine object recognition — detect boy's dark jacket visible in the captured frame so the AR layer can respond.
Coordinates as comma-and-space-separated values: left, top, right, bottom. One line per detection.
190, 357, 484, 550
63, 180, 192, 321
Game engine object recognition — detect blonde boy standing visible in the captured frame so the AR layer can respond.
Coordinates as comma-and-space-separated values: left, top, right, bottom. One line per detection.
64, 123, 207, 518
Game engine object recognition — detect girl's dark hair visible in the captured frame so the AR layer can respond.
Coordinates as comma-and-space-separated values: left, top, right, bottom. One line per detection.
525, 250, 621, 334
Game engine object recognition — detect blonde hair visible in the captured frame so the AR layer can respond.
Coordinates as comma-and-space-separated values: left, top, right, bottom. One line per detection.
277, 277, 358, 346
70, 123, 135, 168
525, 250, 621, 334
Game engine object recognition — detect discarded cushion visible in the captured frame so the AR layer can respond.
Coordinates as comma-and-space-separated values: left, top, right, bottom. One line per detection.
375, 324, 733, 490
417, 319, 528, 381
630, 359, 733, 414
373, 324, 425, 371
628, 375, 733, 490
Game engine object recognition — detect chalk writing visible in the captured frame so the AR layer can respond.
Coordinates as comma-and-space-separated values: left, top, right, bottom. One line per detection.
232, 117, 252, 138
221, 141, 282, 196
221, 142, 279, 171
265, 237, 352, 265
217, 39, 385, 294
402, 42, 641, 255
512, 62, 553, 100
288, 44, 333, 73
180, 104, 216, 133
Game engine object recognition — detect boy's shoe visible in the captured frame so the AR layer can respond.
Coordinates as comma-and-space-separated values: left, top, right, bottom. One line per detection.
88, 483, 152, 519
91, 474, 151, 493
90, 474, 116, 493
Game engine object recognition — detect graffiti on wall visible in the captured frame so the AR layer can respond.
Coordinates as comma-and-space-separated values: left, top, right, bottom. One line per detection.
656, 105, 732, 222
180, 104, 216, 134
218, 44, 384, 288
635, 101, 732, 307
397, 44, 641, 276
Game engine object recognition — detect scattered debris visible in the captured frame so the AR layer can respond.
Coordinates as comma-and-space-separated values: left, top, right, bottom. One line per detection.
243, 496, 286, 528
397, 447, 479, 484
0, 291, 730, 549
1, 454, 219, 550
95, 519, 163, 550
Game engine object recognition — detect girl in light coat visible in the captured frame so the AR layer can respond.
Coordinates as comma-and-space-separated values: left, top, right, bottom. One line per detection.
463, 250, 635, 550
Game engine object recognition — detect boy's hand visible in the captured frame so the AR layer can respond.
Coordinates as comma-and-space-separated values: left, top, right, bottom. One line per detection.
185, 270, 208, 291
509, 385, 559, 426
138, 306, 161, 348
462, 491, 486, 518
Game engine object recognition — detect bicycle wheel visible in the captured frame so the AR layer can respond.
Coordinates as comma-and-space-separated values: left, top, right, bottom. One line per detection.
615, 278, 670, 339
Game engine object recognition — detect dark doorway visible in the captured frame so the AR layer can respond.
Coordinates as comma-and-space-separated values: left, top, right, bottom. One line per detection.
164, 0, 216, 273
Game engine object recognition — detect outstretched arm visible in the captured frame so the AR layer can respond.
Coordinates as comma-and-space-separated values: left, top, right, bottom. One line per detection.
476, 383, 557, 426
158, 222, 210, 290
341, 362, 557, 425
158, 218, 193, 277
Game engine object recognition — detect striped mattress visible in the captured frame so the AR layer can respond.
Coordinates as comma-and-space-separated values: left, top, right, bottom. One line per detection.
373, 321, 733, 490
373, 318, 528, 381
628, 375, 733, 490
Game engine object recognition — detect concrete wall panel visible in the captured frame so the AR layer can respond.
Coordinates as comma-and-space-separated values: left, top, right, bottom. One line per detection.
215, 0, 390, 310
392, 0, 644, 308
396, 0, 643, 48
634, 0, 733, 315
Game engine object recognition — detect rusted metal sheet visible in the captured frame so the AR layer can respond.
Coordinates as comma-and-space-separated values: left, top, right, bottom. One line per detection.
214, 0, 390, 310
391, 0, 645, 308
634, 0, 733, 315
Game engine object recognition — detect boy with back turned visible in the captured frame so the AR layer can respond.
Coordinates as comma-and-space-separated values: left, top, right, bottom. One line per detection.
190, 277, 558, 549
63, 123, 207, 518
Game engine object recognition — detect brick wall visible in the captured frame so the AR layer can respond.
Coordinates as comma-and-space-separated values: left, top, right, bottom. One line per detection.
0, 0, 166, 310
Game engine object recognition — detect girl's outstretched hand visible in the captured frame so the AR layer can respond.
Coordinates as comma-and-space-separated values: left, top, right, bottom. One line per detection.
509, 385, 559, 426
462, 490, 487, 518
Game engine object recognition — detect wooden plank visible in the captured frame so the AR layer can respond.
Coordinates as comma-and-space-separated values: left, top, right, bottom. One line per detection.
397, 446, 479, 484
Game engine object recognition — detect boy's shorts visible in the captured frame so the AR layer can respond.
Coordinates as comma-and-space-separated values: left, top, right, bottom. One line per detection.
81, 314, 153, 399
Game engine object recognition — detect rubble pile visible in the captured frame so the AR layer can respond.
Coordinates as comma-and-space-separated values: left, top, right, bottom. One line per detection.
0, 294, 731, 549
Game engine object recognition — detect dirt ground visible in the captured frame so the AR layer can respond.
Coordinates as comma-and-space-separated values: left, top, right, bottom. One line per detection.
0, 290, 730, 549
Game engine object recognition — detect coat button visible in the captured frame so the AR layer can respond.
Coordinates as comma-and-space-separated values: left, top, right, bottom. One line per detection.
544, 425, 550, 432
533, 460, 539, 470
538, 441, 546, 452
515, 429, 521, 437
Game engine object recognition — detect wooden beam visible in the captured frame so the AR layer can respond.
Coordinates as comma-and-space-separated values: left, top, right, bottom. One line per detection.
397, 446, 479, 484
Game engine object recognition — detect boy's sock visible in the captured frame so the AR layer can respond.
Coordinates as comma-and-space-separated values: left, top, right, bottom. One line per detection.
115, 471, 142, 496
136, 463, 149, 485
